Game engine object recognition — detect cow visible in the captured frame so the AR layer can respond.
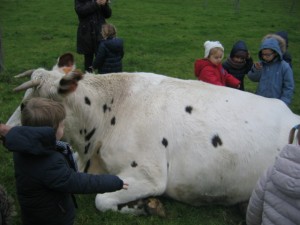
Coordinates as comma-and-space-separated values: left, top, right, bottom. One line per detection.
6, 53, 300, 216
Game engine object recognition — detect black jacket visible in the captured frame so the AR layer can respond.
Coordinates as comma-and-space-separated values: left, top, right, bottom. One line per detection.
93, 37, 124, 74
222, 40, 253, 91
75, 0, 112, 54
4, 126, 123, 225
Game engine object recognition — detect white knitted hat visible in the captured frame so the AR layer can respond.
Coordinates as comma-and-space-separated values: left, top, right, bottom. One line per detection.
204, 40, 224, 58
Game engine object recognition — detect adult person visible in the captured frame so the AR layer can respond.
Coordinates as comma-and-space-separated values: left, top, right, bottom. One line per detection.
75, 0, 112, 72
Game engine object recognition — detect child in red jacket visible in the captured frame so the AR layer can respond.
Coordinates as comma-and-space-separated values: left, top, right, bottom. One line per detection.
194, 40, 240, 89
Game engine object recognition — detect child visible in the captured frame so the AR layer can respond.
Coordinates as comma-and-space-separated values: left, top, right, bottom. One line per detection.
263, 32, 292, 68
222, 40, 253, 90
247, 37, 294, 105
0, 97, 128, 225
92, 23, 124, 74
246, 125, 300, 225
194, 40, 240, 88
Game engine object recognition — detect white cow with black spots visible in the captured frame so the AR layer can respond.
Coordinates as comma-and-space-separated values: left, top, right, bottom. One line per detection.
7, 53, 300, 216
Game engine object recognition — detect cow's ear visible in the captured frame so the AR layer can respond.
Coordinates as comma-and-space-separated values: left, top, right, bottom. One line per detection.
57, 53, 74, 68
58, 70, 83, 95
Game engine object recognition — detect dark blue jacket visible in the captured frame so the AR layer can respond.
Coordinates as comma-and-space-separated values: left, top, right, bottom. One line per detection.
4, 126, 123, 225
93, 37, 124, 74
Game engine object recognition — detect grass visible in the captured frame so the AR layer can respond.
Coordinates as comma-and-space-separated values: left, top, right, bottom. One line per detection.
0, 0, 299, 224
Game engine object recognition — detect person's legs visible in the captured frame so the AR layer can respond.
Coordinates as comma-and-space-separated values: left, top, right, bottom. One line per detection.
84, 54, 94, 72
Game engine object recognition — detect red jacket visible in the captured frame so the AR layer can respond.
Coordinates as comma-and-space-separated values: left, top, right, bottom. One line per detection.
194, 59, 240, 88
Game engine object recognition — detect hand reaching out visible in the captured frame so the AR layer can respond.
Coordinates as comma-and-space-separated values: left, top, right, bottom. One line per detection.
254, 62, 263, 70
96, 0, 107, 6
0, 123, 11, 144
122, 183, 129, 190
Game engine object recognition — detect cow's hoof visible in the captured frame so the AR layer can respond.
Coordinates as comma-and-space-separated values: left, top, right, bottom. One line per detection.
145, 198, 166, 218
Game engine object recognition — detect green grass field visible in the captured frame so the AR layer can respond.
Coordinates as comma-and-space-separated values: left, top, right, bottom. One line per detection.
0, 0, 299, 224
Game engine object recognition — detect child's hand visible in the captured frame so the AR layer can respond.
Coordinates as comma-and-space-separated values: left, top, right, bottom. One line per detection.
122, 183, 129, 190
0, 124, 11, 144
96, 0, 107, 5
254, 62, 263, 70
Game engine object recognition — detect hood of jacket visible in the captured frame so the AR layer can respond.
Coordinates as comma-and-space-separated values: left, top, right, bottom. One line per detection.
271, 144, 300, 198
5, 126, 56, 155
258, 37, 283, 61
229, 40, 249, 58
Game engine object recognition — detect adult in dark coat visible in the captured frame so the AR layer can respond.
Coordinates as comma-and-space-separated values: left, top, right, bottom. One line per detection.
75, 0, 112, 72
2, 126, 124, 225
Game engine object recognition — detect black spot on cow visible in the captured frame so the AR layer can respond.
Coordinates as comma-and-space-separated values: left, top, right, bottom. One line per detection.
85, 96, 91, 105
131, 161, 138, 167
162, 138, 168, 148
85, 128, 96, 141
84, 159, 90, 173
111, 116, 116, 125
185, 106, 193, 114
84, 143, 91, 154
212, 134, 223, 148
103, 104, 108, 113
79, 129, 86, 135
103, 103, 112, 113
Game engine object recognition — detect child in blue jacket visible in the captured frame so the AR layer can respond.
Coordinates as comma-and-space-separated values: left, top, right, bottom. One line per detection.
0, 97, 128, 225
247, 38, 294, 105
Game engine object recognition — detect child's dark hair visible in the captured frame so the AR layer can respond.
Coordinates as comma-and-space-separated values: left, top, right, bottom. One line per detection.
101, 23, 117, 39
21, 97, 66, 132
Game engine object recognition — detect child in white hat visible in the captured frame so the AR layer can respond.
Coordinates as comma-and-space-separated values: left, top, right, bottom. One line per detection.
194, 40, 240, 88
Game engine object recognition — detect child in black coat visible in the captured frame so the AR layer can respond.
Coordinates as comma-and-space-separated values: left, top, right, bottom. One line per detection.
222, 40, 253, 91
0, 97, 128, 225
92, 23, 124, 74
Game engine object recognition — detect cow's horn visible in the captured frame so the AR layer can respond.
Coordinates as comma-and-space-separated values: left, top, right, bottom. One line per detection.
13, 79, 41, 92
14, 69, 35, 78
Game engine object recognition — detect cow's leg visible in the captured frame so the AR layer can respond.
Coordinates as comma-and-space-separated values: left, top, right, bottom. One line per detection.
95, 174, 167, 216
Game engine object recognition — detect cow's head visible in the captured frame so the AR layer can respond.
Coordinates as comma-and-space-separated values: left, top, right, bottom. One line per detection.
6, 53, 83, 126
